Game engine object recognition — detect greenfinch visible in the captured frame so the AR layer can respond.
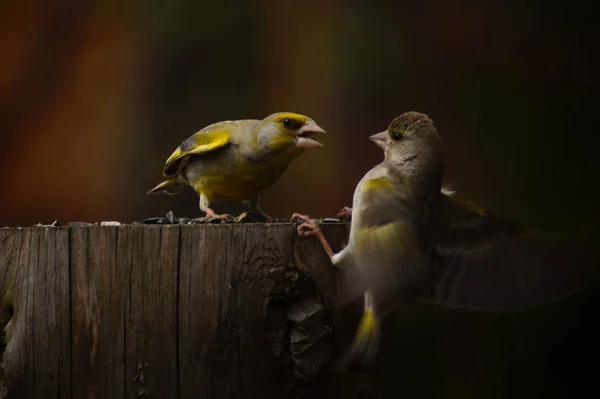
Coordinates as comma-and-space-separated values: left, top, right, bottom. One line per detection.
293, 111, 598, 371
148, 112, 325, 220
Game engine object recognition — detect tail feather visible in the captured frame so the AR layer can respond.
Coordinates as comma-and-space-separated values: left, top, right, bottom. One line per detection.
336, 290, 381, 373
147, 178, 186, 195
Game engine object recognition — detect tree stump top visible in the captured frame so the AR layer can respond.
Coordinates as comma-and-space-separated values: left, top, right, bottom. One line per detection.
0, 223, 379, 399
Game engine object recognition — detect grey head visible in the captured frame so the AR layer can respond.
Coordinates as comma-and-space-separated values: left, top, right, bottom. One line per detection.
369, 111, 446, 192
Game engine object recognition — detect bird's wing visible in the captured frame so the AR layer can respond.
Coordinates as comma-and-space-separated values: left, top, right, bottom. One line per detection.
162, 123, 232, 177
432, 197, 599, 312
334, 176, 430, 372
343, 177, 430, 306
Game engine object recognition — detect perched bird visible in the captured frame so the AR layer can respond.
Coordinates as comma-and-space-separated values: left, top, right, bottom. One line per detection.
293, 111, 598, 371
148, 112, 325, 220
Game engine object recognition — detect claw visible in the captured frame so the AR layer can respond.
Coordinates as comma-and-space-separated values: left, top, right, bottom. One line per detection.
290, 213, 320, 236
205, 208, 233, 221
291, 213, 336, 259
337, 207, 353, 221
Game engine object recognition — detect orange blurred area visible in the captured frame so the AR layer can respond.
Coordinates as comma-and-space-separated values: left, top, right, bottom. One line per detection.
1, 1, 598, 230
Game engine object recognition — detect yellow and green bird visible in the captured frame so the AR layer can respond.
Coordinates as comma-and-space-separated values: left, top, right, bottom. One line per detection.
293, 111, 599, 371
148, 112, 326, 220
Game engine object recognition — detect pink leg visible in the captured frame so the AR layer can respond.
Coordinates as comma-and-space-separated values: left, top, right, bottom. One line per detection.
291, 213, 335, 259
200, 196, 233, 220
205, 208, 233, 220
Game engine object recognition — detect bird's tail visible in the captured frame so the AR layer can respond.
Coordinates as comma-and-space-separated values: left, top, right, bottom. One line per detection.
147, 178, 186, 195
336, 290, 381, 373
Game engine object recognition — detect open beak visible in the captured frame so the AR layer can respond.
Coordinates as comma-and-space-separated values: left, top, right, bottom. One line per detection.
369, 131, 387, 150
295, 121, 326, 149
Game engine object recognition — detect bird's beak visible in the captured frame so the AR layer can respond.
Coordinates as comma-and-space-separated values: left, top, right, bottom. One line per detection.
295, 121, 326, 149
369, 131, 387, 150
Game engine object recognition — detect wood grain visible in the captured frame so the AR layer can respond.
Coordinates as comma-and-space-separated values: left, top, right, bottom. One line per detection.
126, 225, 179, 398
0, 223, 358, 399
71, 225, 125, 399
178, 224, 294, 398
2, 227, 71, 399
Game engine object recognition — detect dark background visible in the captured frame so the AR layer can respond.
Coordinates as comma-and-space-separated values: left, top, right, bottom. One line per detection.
1, 1, 598, 398
1, 0, 598, 230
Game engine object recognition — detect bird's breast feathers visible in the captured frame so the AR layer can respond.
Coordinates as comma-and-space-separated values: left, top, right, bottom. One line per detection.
185, 151, 291, 201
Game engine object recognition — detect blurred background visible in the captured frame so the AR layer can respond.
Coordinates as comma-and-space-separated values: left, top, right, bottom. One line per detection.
1, 0, 599, 229
1, 1, 599, 398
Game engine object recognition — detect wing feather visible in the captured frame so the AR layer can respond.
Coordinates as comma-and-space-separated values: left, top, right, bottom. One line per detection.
341, 178, 430, 308
432, 196, 599, 311
163, 126, 230, 177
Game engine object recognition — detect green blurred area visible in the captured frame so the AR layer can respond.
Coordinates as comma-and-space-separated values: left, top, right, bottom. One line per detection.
1, 2, 599, 397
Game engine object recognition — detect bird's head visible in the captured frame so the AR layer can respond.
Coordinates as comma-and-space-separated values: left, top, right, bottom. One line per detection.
257, 112, 326, 154
369, 112, 446, 188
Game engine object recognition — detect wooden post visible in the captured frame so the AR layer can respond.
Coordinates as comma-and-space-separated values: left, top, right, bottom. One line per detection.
0, 223, 378, 398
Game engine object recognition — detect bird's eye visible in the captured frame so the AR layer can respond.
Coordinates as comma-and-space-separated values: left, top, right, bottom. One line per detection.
282, 117, 302, 129
392, 132, 402, 141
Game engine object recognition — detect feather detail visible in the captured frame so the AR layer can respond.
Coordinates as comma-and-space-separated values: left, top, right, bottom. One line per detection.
163, 127, 230, 177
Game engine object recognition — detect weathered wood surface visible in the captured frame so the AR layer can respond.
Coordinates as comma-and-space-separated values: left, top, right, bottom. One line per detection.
0, 223, 378, 399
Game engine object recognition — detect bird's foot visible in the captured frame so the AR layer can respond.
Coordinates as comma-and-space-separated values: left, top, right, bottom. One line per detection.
337, 207, 353, 221
204, 208, 234, 221
291, 213, 336, 259
291, 213, 320, 236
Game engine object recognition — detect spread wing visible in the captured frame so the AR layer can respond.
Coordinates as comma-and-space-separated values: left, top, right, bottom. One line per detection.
163, 125, 231, 177
340, 177, 430, 308
432, 196, 599, 311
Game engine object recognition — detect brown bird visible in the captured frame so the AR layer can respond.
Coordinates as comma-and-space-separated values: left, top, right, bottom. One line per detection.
293, 111, 599, 370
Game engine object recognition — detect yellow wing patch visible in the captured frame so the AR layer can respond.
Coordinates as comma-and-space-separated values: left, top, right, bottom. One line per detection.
163, 128, 230, 177
360, 177, 397, 193
355, 307, 379, 338
448, 195, 488, 216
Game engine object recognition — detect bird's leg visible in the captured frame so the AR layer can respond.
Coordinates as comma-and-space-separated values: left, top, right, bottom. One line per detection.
199, 196, 232, 220
291, 213, 336, 260
204, 208, 233, 220
247, 197, 273, 223
337, 206, 353, 221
